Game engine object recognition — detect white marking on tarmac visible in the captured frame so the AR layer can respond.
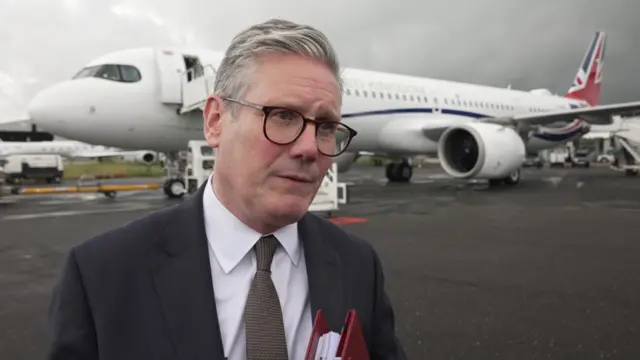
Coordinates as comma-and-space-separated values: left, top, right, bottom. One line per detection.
411, 179, 435, 184
38, 194, 100, 205
545, 176, 564, 187
0, 203, 155, 222
425, 173, 452, 180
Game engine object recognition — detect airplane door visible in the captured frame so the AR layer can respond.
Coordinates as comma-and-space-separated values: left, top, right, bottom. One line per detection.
155, 49, 186, 104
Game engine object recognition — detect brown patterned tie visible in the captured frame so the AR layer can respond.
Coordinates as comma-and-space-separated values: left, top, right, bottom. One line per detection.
243, 235, 289, 360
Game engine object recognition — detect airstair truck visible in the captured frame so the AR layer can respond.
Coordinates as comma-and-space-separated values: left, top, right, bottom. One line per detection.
184, 140, 216, 194
183, 140, 349, 214
0, 156, 7, 198
610, 134, 640, 176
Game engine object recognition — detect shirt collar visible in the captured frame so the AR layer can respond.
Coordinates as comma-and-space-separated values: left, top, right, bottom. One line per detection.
202, 174, 301, 274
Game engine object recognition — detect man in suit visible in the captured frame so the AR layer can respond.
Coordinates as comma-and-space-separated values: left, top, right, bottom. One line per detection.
46, 18, 407, 360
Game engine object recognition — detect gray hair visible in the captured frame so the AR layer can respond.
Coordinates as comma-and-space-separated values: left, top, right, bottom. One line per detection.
213, 19, 342, 105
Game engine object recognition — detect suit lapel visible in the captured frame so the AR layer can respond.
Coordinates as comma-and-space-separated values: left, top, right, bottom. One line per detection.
299, 214, 346, 332
150, 184, 225, 360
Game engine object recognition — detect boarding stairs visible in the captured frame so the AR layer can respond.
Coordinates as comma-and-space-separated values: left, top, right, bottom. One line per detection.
610, 134, 640, 176
179, 64, 217, 115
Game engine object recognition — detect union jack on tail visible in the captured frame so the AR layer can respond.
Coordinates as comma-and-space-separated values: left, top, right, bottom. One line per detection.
564, 31, 606, 107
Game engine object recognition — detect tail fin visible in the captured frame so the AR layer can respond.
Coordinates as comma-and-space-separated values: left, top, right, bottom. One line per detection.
564, 31, 606, 106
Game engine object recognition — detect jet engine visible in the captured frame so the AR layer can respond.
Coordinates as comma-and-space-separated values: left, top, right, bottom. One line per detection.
135, 151, 157, 165
333, 151, 359, 173
437, 122, 526, 180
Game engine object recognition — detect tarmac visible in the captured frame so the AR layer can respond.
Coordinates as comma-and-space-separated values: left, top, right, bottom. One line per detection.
1, 164, 639, 359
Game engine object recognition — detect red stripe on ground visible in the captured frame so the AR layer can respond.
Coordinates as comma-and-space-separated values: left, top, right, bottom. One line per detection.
328, 217, 369, 225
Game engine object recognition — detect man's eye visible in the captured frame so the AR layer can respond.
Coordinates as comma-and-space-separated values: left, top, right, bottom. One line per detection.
271, 109, 297, 120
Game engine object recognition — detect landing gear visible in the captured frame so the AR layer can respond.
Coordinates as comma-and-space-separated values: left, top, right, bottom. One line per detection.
162, 152, 187, 199
163, 178, 186, 198
488, 168, 521, 187
385, 159, 413, 182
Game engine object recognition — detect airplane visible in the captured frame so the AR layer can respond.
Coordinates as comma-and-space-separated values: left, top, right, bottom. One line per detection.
0, 138, 160, 165
21, 30, 640, 199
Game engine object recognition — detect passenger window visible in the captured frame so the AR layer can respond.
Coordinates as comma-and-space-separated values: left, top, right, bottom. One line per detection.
119, 65, 141, 83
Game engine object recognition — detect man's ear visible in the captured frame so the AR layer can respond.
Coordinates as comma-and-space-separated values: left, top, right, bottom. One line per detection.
203, 96, 224, 147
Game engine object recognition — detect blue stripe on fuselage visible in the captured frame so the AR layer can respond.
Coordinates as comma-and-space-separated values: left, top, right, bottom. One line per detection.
342, 107, 486, 119
341, 107, 583, 143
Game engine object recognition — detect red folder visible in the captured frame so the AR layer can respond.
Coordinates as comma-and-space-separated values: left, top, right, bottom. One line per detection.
336, 310, 370, 360
304, 309, 370, 360
304, 309, 330, 360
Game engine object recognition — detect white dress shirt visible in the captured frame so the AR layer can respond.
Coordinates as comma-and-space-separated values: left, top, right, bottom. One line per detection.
202, 175, 313, 360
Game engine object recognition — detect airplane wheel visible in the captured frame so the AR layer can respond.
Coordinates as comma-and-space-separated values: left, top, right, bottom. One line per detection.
385, 163, 397, 181
163, 178, 186, 198
625, 169, 638, 177
504, 169, 521, 186
386, 162, 412, 182
398, 163, 412, 182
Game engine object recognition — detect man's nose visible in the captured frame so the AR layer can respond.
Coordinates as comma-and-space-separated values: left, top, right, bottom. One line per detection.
290, 123, 319, 160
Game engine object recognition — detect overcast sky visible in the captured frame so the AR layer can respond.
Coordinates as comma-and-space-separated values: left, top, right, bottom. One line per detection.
1, 0, 638, 121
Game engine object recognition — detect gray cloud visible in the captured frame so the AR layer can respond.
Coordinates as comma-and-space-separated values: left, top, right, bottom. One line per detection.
1, 0, 639, 120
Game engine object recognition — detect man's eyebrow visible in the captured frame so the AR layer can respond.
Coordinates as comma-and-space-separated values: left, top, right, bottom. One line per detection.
271, 102, 340, 121
315, 109, 341, 122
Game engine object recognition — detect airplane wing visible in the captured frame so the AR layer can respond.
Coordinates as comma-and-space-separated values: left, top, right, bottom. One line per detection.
71, 150, 131, 158
418, 101, 640, 141
489, 101, 640, 127
0, 110, 29, 124
69, 149, 153, 160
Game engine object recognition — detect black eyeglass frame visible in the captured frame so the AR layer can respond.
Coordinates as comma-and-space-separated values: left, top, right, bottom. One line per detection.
222, 97, 358, 157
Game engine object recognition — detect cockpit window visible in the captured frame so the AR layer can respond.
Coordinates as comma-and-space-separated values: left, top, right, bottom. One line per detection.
72, 65, 102, 79
119, 65, 141, 82
72, 64, 142, 83
96, 65, 121, 81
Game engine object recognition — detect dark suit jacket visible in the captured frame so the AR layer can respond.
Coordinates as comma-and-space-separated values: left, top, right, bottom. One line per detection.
46, 184, 407, 360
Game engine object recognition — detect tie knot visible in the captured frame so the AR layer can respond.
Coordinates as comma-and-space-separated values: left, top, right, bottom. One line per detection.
255, 235, 279, 272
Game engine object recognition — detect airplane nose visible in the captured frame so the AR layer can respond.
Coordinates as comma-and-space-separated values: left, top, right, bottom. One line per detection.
28, 83, 69, 129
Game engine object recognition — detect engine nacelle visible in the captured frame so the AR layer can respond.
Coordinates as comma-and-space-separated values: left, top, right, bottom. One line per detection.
135, 151, 157, 165
437, 122, 526, 179
333, 151, 359, 173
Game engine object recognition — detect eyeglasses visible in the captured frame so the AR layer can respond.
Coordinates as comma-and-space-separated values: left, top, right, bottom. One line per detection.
222, 97, 357, 157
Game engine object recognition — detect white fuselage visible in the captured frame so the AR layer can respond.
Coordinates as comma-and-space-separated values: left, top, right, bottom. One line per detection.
0, 140, 112, 156
27, 47, 588, 159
